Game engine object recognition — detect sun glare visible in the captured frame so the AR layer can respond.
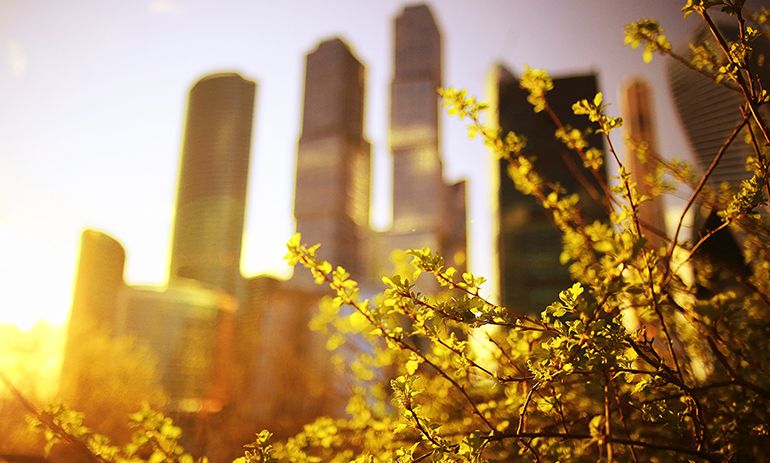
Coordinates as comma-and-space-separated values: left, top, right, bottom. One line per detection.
0, 224, 75, 331
0, 322, 66, 400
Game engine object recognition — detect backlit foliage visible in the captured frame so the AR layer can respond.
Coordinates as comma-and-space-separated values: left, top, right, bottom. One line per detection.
278, 2, 770, 461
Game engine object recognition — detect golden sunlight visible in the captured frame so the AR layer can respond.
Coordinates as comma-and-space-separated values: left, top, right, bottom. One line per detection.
0, 322, 66, 400
0, 223, 75, 330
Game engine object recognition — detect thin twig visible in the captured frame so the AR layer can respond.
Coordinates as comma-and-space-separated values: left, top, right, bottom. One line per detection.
516, 382, 539, 434
603, 372, 614, 463
609, 376, 639, 463
664, 116, 748, 285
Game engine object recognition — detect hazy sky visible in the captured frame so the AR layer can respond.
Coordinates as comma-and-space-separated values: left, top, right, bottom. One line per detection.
0, 0, 705, 329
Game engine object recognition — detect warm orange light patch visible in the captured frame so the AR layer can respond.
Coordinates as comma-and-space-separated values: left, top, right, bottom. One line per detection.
0, 322, 66, 400
0, 224, 73, 401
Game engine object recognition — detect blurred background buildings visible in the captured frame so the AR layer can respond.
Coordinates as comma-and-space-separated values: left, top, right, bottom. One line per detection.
60, 4, 467, 458
1, 0, 696, 333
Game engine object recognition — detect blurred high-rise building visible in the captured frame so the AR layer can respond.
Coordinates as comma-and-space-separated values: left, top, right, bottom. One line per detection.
169, 72, 256, 297
60, 229, 126, 398
389, 4, 443, 245
666, 24, 767, 294
489, 65, 607, 314
667, 24, 770, 189
622, 78, 667, 248
65, 229, 126, 334
383, 4, 466, 274
294, 38, 371, 280
227, 38, 368, 439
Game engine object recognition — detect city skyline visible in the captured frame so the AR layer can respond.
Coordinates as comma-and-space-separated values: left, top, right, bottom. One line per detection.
0, 1, 698, 330
61, 9, 468, 449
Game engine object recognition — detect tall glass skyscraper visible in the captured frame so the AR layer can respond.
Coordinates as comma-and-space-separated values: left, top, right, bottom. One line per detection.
294, 38, 371, 280
490, 65, 607, 314
668, 24, 770, 188
169, 73, 256, 296
389, 5, 444, 246
384, 4, 466, 274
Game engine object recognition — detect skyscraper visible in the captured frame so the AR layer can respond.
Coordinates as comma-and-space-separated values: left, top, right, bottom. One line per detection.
622, 78, 667, 248
490, 65, 607, 314
385, 4, 466, 273
294, 38, 371, 280
667, 24, 766, 295
170, 72, 256, 296
60, 229, 126, 398
389, 4, 444, 250
667, 24, 770, 189
222, 38, 372, 443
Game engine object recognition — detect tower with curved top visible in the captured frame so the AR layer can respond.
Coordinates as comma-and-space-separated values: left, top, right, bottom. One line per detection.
169, 72, 256, 296
60, 229, 126, 398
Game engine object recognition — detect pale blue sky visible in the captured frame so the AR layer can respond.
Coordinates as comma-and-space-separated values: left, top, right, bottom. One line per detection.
0, 0, 703, 328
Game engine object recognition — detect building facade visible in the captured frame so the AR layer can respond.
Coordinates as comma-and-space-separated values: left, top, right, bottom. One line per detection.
667, 24, 770, 189
237, 276, 347, 433
60, 229, 126, 399
114, 281, 236, 412
294, 38, 371, 281
381, 4, 466, 276
169, 72, 256, 297
621, 78, 667, 248
490, 65, 607, 314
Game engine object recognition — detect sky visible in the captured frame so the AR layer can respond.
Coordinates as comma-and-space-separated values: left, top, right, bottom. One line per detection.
0, 0, 705, 330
